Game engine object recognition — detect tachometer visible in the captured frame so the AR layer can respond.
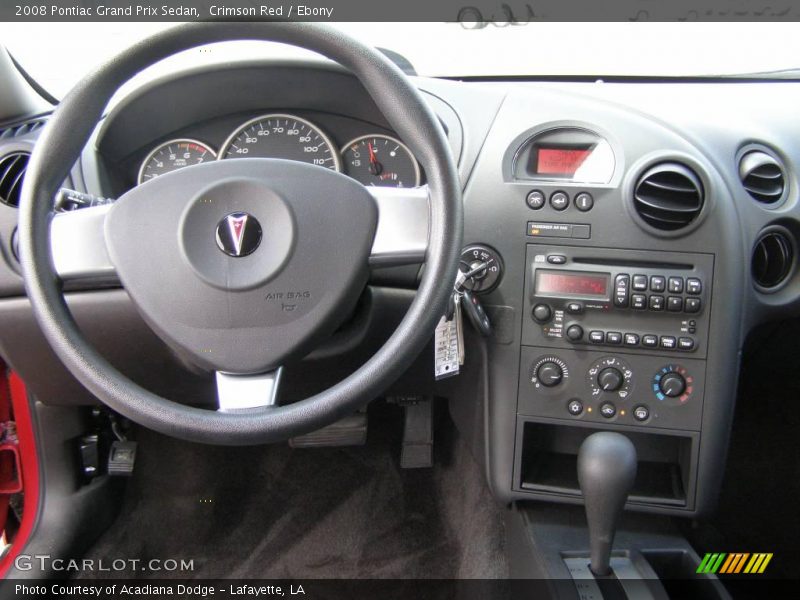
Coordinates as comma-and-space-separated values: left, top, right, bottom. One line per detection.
341, 134, 421, 188
138, 139, 216, 184
219, 113, 341, 171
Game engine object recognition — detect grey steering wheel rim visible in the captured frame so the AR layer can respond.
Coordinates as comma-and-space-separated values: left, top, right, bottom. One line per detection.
17, 23, 462, 445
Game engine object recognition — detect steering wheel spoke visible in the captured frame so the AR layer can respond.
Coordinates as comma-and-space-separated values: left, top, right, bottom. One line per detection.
50, 204, 117, 281
215, 368, 283, 412
368, 185, 429, 267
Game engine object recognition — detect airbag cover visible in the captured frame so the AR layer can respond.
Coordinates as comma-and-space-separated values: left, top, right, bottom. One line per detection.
104, 159, 378, 374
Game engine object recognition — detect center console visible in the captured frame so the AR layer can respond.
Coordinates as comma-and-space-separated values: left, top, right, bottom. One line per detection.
513, 245, 712, 512
442, 80, 743, 521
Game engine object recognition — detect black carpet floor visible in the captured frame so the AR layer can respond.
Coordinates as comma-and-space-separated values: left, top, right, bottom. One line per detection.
78, 403, 508, 580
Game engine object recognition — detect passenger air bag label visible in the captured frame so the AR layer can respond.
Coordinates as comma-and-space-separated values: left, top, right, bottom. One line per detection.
527, 222, 591, 239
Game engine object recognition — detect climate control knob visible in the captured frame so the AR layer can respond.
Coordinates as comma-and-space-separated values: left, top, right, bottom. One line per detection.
587, 357, 633, 400
659, 372, 686, 398
537, 361, 564, 387
531, 356, 569, 389
597, 367, 624, 392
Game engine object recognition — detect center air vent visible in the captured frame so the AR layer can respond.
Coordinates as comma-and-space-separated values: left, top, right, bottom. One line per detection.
752, 230, 795, 290
0, 152, 30, 208
633, 163, 704, 232
739, 150, 785, 204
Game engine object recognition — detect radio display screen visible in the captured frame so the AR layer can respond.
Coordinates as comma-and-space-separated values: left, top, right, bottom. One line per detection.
536, 270, 609, 298
532, 146, 592, 176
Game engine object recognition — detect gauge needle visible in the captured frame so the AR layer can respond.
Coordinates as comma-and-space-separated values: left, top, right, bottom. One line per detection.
367, 142, 383, 176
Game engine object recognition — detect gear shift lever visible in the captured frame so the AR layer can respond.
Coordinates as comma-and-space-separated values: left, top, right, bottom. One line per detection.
577, 432, 637, 576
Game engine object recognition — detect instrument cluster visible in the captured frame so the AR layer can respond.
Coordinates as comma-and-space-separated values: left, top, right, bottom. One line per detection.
137, 112, 422, 189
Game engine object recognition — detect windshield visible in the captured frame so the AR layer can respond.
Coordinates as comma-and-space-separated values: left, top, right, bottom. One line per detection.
3, 22, 800, 98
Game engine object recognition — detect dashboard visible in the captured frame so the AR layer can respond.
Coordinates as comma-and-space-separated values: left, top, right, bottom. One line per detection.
1, 59, 800, 521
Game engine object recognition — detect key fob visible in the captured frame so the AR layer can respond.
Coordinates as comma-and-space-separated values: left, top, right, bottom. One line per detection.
460, 290, 492, 337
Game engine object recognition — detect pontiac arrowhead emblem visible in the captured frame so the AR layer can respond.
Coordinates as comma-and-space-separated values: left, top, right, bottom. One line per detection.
215, 212, 262, 257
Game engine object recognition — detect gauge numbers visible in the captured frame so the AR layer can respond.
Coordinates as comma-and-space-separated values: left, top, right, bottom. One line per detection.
341, 134, 421, 188
219, 113, 341, 171
138, 139, 216, 185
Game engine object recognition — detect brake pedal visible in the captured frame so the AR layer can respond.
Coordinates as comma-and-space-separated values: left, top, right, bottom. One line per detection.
289, 412, 367, 448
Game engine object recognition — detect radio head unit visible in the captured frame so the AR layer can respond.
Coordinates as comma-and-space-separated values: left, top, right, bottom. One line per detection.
523, 246, 713, 358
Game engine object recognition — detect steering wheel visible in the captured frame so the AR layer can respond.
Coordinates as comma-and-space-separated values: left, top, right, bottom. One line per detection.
17, 23, 462, 445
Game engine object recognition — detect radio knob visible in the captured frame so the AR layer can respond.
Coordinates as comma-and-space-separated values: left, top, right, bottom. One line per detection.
597, 367, 624, 392
659, 372, 686, 398
536, 361, 564, 387
532, 303, 552, 323
566, 324, 584, 342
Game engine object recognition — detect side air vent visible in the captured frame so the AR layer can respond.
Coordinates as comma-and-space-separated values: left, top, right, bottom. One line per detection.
739, 150, 785, 204
0, 118, 46, 140
633, 163, 704, 232
0, 152, 30, 207
752, 230, 794, 290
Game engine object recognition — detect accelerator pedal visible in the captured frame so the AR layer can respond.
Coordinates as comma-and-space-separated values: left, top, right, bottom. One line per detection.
289, 411, 367, 448
388, 396, 434, 469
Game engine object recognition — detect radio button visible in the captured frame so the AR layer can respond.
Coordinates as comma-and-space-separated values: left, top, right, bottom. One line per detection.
650, 276, 666, 292
566, 324, 584, 342
614, 274, 630, 307
660, 336, 677, 349
606, 331, 623, 345
624, 333, 640, 346
649, 295, 665, 311
575, 192, 594, 212
526, 189, 546, 210
589, 330, 605, 344
547, 254, 567, 265
566, 302, 584, 314
631, 294, 647, 310
632, 274, 648, 291
532, 303, 552, 323
686, 278, 703, 295
642, 334, 658, 347
668, 277, 684, 293
678, 337, 695, 351
667, 296, 683, 312
550, 191, 569, 211
684, 297, 702, 313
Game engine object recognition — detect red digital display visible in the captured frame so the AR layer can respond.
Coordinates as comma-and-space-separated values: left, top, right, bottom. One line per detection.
536, 271, 609, 298
535, 147, 591, 176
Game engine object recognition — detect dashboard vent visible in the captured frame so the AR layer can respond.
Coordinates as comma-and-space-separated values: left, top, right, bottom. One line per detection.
633, 163, 704, 232
0, 152, 30, 208
0, 118, 46, 140
752, 230, 794, 289
738, 151, 785, 204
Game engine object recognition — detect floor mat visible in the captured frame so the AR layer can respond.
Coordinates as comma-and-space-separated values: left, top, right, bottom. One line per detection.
77, 403, 508, 579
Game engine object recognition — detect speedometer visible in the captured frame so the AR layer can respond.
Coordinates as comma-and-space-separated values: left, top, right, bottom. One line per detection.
219, 113, 341, 171
138, 139, 216, 184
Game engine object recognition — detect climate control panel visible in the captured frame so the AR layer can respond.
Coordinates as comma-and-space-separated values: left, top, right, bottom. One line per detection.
518, 346, 705, 431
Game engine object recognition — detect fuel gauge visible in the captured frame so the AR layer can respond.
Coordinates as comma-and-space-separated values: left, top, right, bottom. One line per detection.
341, 134, 421, 188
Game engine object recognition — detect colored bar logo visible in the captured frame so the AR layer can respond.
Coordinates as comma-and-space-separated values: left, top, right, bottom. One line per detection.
697, 552, 773, 574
